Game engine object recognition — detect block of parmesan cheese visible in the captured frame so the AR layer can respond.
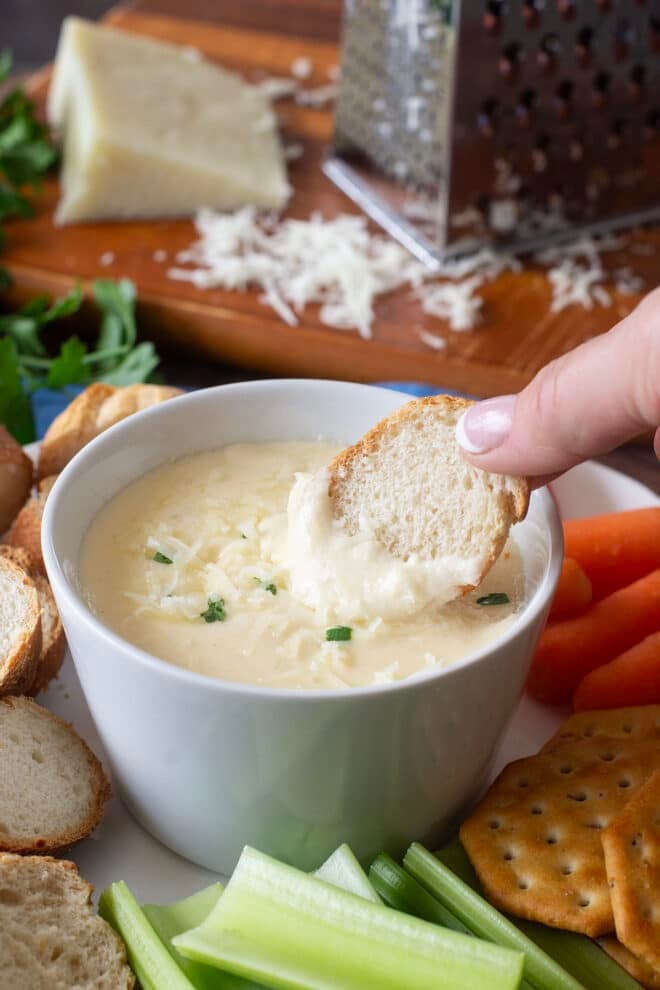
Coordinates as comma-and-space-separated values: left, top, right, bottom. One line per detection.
47, 17, 290, 224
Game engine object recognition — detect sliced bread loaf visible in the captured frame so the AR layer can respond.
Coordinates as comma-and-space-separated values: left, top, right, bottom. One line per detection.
0, 556, 41, 696
37, 382, 183, 479
0, 425, 33, 535
328, 395, 529, 595
4, 475, 57, 576
0, 548, 66, 695
0, 853, 134, 989
0, 696, 110, 853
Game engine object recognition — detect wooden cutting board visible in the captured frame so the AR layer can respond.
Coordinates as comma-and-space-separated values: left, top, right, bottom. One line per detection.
4, 2, 660, 396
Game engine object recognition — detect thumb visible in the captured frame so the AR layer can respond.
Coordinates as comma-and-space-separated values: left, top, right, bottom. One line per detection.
456, 288, 660, 481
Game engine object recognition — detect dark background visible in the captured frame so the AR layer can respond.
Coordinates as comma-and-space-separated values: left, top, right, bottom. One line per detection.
6, 2, 114, 72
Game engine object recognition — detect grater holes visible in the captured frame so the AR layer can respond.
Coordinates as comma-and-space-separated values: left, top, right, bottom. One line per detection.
592, 72, 611, 109
532, 135, 550, 173
557, 0, 576, 22
483, 1, 504, 34
538, 34, 561, 72
516, 88, 536, 127
499, 42, 522, 81
478, 98, 499, 137
644, 109, 660, 139
649, 17, 660, 53
555, 80, 574, 118
613, 18, 633, 60
607, 120, 625, 150
629, 65, 646, 101
575, 27, 594, 66
522, 0, 541, 29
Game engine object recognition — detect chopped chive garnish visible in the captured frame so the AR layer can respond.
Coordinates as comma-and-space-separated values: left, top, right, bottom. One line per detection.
477, 593, 510, 606
253, 578, 277, 595
200, 598, 226, 623
240, 532, 248, 539
152, 551, 173, 565
326, 626, 352, 642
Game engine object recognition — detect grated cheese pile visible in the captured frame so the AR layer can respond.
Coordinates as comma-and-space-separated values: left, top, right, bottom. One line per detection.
166, 207, 648, 340
169, 208, 429, 338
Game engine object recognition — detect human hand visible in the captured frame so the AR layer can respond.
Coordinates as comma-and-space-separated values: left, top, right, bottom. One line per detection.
457, 288, 660, 487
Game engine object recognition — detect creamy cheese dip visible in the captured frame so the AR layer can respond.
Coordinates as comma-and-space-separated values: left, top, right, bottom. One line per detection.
79, 442, 526, 690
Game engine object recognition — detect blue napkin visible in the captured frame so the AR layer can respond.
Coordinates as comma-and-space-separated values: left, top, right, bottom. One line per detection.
31, 382, 468, 441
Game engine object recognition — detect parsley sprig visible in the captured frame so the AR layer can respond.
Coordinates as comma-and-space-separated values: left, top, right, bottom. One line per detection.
200, 597, 227, 623
0, 53, 161, 442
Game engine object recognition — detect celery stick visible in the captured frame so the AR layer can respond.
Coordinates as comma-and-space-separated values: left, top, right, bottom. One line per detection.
315, 843, 381, 903
369, 854, 470, 934
99, 881, 198, 990
173, 846, 524, 990
370, 855, 536, 990
144, 884, 264, 990
405, 843, 585, 990
436, 843, 644, 990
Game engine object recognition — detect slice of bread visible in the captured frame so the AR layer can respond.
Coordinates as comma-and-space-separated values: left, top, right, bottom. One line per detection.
0, 696, 111, 853
0, 853, 135, 989
328, 396, 529, 595
4, 476, 57, 576
37, 383, 116, 480
0, 426, 33, 535
0, 556, 42, 696
37, 382, 183, 480
94, 383, 183, 432
0, 548, 66, 695
30, 575, 66, 695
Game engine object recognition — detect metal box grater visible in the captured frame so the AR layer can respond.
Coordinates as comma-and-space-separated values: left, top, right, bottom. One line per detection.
325, 0, 660, 265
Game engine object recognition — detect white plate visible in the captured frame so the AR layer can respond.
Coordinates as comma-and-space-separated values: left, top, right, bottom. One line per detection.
33, 459, 659, 904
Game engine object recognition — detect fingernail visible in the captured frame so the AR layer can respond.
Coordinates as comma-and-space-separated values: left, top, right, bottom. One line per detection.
456, 395, 516, 454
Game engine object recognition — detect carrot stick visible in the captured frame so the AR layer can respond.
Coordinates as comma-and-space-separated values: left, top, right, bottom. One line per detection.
548, 557, 593, 622
573, 631, 660, 711
563, 508, 660, 599
527, 568, 660, 704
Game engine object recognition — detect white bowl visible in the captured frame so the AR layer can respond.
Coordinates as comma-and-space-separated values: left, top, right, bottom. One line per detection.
42, 380, 562, 874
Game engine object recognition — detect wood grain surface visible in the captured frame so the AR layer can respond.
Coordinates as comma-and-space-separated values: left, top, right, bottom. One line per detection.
2, 2, 660, 399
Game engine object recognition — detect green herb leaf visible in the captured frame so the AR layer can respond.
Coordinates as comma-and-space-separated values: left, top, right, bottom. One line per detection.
46, 336, 89, 388
240, 532, 248, 539
326, 626, 352, 642
0, 337, 34, 442
476, 593, 510, 606
0, 51, 11, 84
152, 551, 173, 565
100, 341, 159, 386
200, 597, 226, 623
253, 577, 277, 595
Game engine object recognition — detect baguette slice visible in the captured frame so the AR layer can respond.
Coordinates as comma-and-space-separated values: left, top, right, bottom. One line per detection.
4, 474, 58, 576
38, 382, 183, 479
328, 396, 529, 595
31, 574, 66, 695
0, 425, 33, 535
0, 853, 134, 989
0, 548, 66, 695
38, 382, 116, 480
0, 696, 111, 853
0, 556, 42, 696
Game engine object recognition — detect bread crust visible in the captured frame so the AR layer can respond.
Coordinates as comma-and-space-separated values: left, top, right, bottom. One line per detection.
4, 492, 47, 574
37, 382, 116, 480
0, 852, 135, 989
0, 425, 34, 535
0, 557, 42, 697
0, 696, 111, 853
328, 395, 529, 594
37, 383, 184, 480
30, 575, 66, 696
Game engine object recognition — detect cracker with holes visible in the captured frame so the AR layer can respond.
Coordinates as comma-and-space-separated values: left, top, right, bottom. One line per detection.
460, 736, 660, 936
542, 706, 660, 753
601, 769, 660, 972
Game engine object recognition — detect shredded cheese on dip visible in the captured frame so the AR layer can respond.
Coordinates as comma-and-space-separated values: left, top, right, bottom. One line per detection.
79, 442, 525, 690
